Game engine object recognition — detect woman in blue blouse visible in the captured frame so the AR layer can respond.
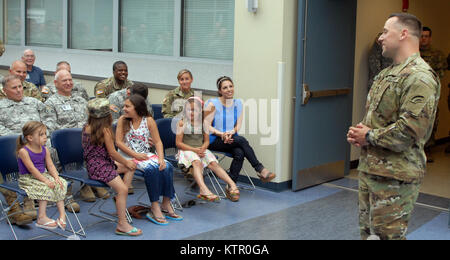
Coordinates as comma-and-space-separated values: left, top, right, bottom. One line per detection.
204, 76, 276, 184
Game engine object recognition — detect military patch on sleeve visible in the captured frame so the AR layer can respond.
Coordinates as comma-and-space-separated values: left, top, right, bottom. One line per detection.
96, 90, 104, 95
41, 86, 49, 94
110, 104, 120, 113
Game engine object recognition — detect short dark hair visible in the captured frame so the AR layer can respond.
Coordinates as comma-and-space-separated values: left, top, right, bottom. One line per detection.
113, 61, 127, 71
130, 83, 148, 100
422, 26, 432, 36
388, 13, 422, 38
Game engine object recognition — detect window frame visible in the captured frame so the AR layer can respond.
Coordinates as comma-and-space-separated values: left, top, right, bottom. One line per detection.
0, 0, 233, 93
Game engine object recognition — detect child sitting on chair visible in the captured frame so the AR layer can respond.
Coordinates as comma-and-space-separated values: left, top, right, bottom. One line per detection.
17, 121, 68, 230
176, 97, 240, 202
82, 98, 142, 236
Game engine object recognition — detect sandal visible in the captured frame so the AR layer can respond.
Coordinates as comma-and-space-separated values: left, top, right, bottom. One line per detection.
56, 218, 66, 230
145, 212, 169, 226
162, 210, 184, 221
35, 219, 58, 230
257, 171, 276, 183
225, 186, 240, 202
115, 227, 143, 237
197, 193, 220, 202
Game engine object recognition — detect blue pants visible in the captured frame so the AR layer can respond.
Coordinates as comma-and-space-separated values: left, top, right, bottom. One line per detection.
140, 161, 175, 203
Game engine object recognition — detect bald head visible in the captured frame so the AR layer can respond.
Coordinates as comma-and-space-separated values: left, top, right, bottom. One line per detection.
22, 49, 36, 68
9, 60, 27, 82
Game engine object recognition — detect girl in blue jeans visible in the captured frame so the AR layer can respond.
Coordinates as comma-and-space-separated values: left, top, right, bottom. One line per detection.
116, 94, 182, 226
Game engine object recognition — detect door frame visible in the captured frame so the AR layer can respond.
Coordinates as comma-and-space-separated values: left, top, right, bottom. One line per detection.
292, 0, 357, 191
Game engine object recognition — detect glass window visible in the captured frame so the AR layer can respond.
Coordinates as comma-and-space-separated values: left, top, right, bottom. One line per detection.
69, 0, 113, 51
120, 0, 174, 56
5, 0, 21, 45
183, 0, 234, 60
26, 0, 63, 48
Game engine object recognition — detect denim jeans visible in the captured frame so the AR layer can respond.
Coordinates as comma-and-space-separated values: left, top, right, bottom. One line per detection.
140, 161, 175, 203
209, 135, 264, 183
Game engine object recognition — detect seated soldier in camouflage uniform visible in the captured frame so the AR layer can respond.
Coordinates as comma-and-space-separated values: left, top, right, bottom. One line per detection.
41, 61, 89, 102
0, 75, 54, 226
162, 69, 195, 118
0, 60, 44, 102
45, 70, 109, 205
94, 61, 133, 98
108, 82, 153, 124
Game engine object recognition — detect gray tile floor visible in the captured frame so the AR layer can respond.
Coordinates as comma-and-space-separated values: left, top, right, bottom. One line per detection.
1, 172, 448, 240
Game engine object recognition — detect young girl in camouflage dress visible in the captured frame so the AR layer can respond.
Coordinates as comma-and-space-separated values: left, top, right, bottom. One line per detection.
17, 121, 67, 230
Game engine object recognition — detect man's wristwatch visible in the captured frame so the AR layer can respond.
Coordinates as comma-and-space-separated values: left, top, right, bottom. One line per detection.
365, 130, 372, 145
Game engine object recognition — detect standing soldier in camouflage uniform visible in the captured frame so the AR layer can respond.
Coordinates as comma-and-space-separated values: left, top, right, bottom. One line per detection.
41, 61, 89, 101
94, 61, 133, 98
0, 75, 54, 226
347, 13, 440, 240
420, 27, 448, 162
446, 54, 450, 154
162, 69, 195, 118
0, 60, 44, 102
368, 33, 392, 90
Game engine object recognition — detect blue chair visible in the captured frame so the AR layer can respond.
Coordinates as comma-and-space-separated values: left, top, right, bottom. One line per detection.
51, 128, 132, 226
0, 134, 83, 240
155, 118, 178, 166
152, 104, 163, 120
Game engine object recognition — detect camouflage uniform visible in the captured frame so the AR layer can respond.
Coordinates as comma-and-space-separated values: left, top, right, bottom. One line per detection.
368, 35, 392, 90
42, 81, 89, 102
0, 40, 5, 56
358, 53, 440, 240
94, 77, 133, 98
44, 93, 88, 134
162, 86, 194, 118
0, 81, 43, 102
420, 45, 448, 79
108, 89, 153, 123
0, 97, 53, 136
420, 46, 447, 151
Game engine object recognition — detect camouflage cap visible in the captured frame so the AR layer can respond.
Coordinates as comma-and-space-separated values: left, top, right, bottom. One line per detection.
87, 98, 112, 118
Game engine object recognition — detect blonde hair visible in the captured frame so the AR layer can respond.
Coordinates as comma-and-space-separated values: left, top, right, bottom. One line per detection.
16, 121, 46, 155
177, 69, 193, 80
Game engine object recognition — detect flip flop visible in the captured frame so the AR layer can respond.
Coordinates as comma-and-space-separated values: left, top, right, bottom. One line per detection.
145, 212, 169, 226
162, 210, 184, 221
35, 220, 58, 230
115, 227, 143, 237
56, 218, 66, 231
197, 193, 220, 202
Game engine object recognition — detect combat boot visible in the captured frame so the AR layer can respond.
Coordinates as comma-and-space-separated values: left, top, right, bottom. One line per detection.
93, 187, 110, 199
80, 185, 96, 202
5, 194, 33, 226
23, 197, 37, 220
